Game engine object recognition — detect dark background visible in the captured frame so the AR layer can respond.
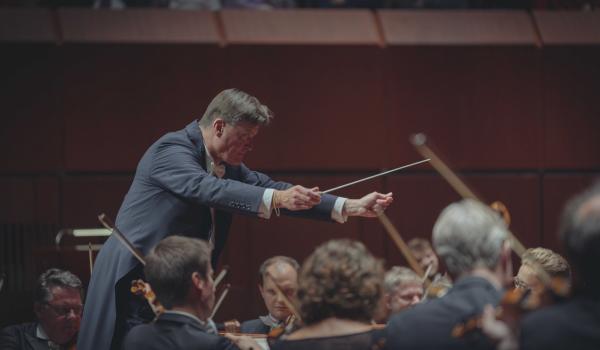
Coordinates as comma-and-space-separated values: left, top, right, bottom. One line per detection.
1, 8, 599, 327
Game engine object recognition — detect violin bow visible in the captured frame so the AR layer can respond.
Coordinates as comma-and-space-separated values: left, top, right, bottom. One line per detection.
410, 133, 528, 256
214, 266, 229, 289
264, 271, 303, 324
98, 213, 146, 265
410, 133, 564, 293
88, 242, 94, 277
210, 283, 231, 319
376, 212, 430, 285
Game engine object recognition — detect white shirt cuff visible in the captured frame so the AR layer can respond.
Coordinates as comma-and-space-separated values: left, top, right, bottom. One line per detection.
258, 188, 274, 219
332, 197, 348, 223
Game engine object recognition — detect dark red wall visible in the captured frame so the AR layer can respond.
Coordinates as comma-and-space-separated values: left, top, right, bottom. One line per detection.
1, 9, 599, 327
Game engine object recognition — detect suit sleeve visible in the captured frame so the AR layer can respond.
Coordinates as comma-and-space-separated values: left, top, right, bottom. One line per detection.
0, 326, 22, 350
238, 163, 338, 221
150, 141, 339, 220
149, 142, 268, 215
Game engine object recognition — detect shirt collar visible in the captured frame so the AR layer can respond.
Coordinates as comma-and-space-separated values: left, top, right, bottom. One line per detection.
204, 146, 225, 178
36, 324, 49, 340
162, 310, 217, 334
163, 310, 205, 325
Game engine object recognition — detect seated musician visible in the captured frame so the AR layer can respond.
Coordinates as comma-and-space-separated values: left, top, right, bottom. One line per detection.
387, 199, 513, 350
520, 183, 600, 350
408, 237, 452, 298
270, 239, 386, 350
240, 256, 300, 334
121, 236, 236, 350
514, 247, 571, 303
375, 266, 423, 323
0, 268, 83, 350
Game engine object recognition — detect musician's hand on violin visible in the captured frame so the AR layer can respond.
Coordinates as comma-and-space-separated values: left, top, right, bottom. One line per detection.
224, 333, 262, 350
274, 186, 321, 211
343, 192, 393, 217
481, 305, 518, 350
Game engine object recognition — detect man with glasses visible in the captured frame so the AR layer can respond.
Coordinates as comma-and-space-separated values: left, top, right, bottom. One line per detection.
513, 247, 571, 301
0, 268, 83, 349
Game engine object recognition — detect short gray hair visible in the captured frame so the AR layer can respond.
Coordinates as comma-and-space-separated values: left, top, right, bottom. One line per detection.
199, 89, 273, 128
34, 268, 82, 304
145, 236, 212, 309
384, 266, 421, 294
433, 199, 508, 276
559, 181, 600, 292
258, 256, 300, 286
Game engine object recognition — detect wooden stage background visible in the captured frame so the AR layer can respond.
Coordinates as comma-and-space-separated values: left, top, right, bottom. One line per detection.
1, 8, 599, 327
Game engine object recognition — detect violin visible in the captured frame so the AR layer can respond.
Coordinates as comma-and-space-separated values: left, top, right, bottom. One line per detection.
131, 279, 165, 316
267, 314, 298, 341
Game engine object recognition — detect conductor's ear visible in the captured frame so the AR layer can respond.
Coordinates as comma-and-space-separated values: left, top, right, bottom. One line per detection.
213, 119, 225, 136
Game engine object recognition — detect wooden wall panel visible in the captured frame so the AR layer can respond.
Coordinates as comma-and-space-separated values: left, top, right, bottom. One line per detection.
0, 178, 35, 223
59, 9, 220, 44
0, 45, 63, 173
542, 47, 600, 169
384, 174, 541, 266
0, 177, 59, 224
0, 9, 56, 43
225, 46, 387, 171
33, 177, 60, 225
542, 174, 600, 255
384, 46, 543, 169
222, 10, 379, 45
380, 10, 536, 46
61, 45, 227, 171
535, 11, 600, 45
2, 8, 599, 328
61, 176, 132, 227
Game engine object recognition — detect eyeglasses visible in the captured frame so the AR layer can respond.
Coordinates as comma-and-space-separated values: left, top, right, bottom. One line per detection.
45, 303, 83, 317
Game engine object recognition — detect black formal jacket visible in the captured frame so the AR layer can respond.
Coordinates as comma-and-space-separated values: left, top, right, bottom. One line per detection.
520, 295, 600, 350
122, 312, 237, 350
0, 322, 72, 350
386, 276, 502, 350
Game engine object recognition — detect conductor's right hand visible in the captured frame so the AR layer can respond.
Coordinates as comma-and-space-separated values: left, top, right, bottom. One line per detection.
273, 186, 321, 211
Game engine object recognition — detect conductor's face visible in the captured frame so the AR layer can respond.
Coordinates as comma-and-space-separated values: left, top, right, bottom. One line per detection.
215, 120, 260, 166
